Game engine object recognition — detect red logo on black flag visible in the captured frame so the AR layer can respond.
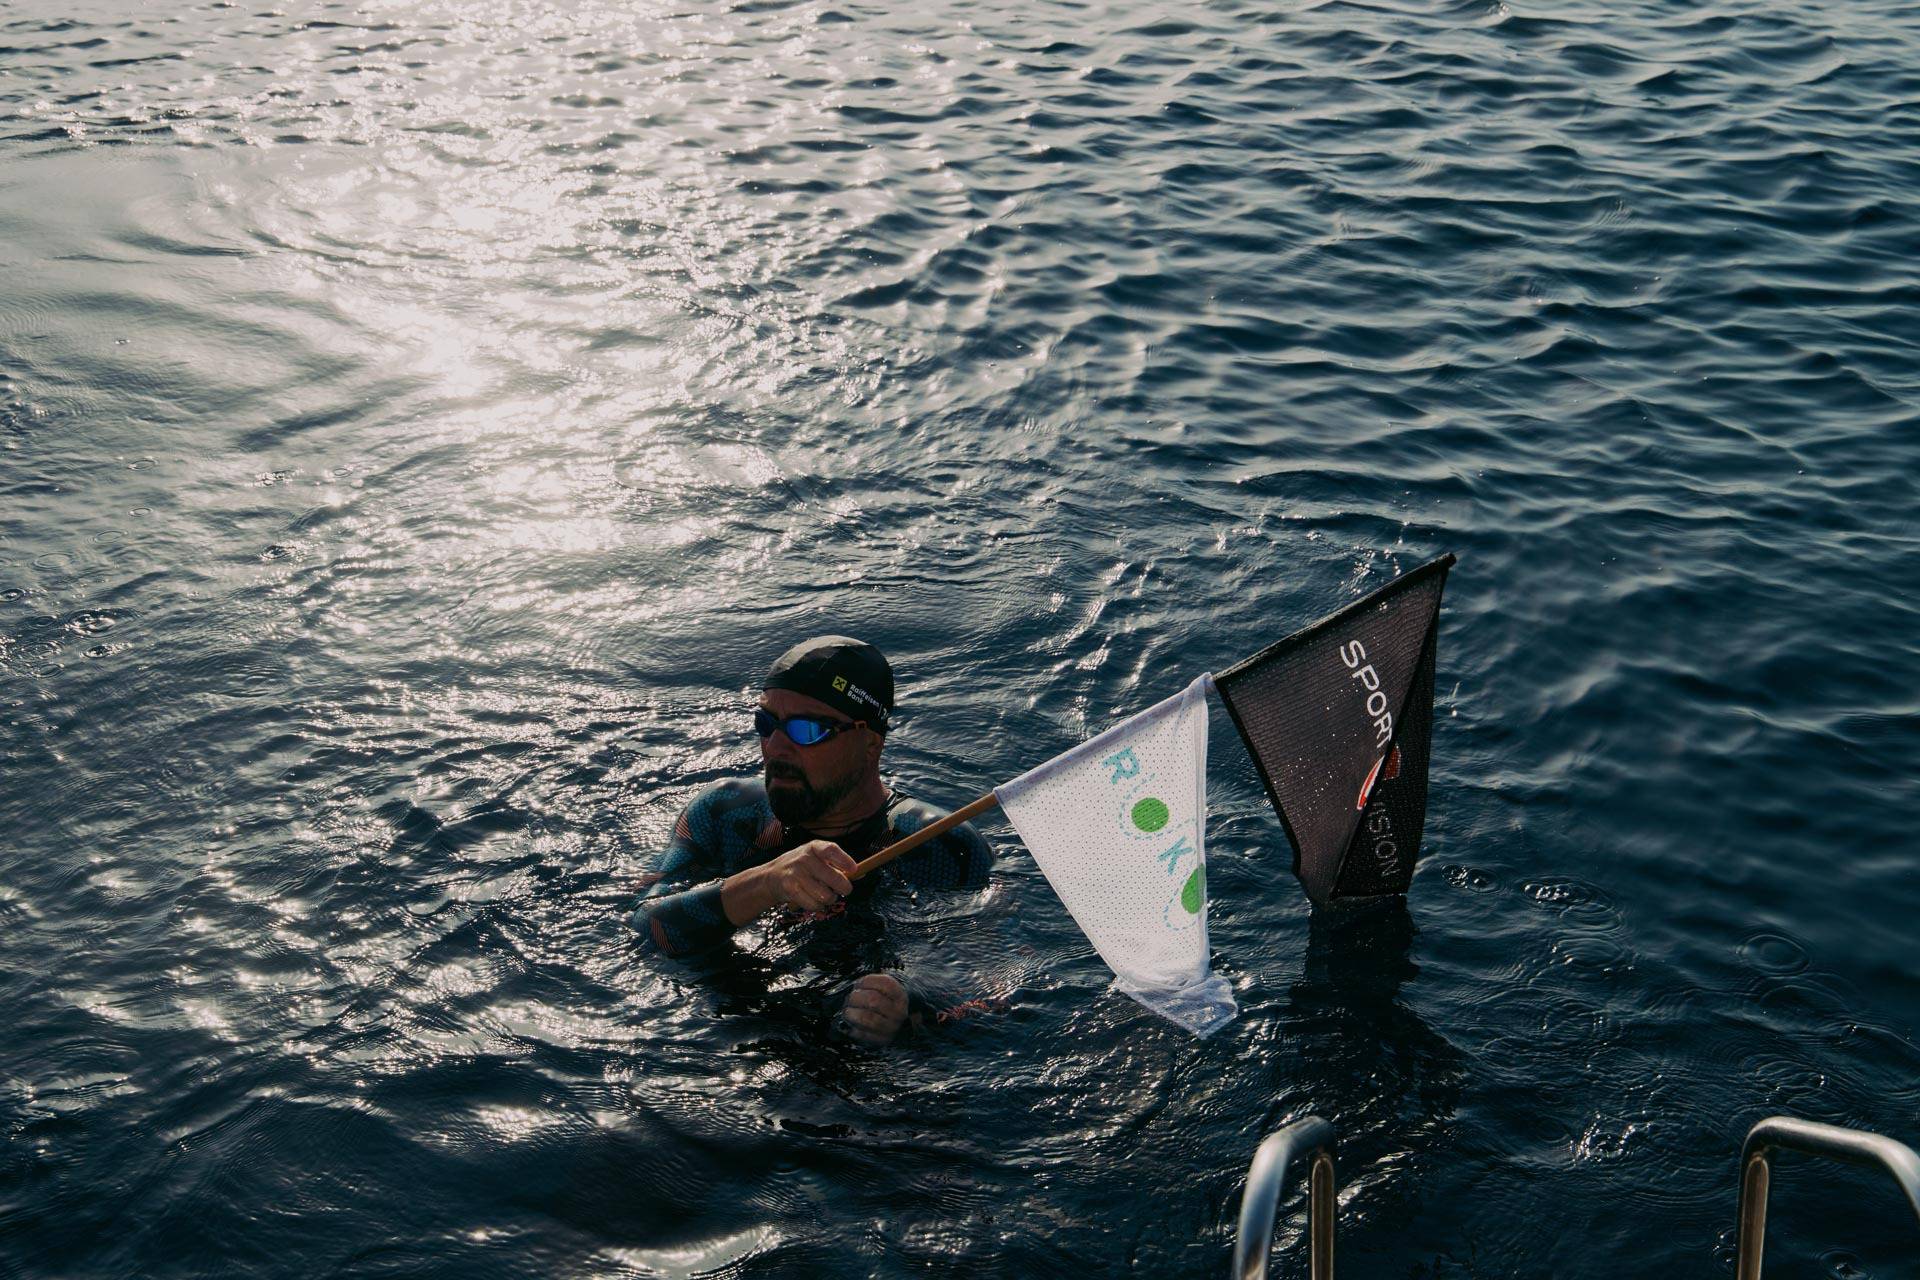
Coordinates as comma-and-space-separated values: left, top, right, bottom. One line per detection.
1355, 745, 1403, 811
1212, 555, 1454, 906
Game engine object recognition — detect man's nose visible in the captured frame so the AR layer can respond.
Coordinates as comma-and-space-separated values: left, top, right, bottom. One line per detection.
761, 727, 800, 761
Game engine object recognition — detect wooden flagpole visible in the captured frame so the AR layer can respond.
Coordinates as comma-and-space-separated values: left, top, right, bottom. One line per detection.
850, 791, 1000, 880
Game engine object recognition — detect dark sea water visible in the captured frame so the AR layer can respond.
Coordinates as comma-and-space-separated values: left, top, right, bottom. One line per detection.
4, 0, 1919, 1276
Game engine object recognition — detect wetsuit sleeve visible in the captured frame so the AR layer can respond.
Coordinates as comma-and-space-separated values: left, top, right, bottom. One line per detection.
630, 788, 736, 958
886, 807, 994, 891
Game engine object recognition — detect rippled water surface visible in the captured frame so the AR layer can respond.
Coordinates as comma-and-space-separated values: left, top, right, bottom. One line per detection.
4, 0, 1919, 1276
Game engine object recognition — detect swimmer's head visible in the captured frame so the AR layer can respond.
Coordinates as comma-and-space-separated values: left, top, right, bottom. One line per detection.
761, 635, 892, 734
757, 636, 891, 825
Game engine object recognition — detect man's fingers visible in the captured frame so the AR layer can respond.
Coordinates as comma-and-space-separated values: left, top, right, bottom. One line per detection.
842, 1004, 898, 1044
794, 850, 850, 900
814, 864, 852, 900
777, 875, 827, 911
813, 842, 858, 877
844, 1018, 887, 1046
855, 974, 906, 1000
847, 982, 907, 1035
767, 843, 859, 911
852, 990, 902, 1020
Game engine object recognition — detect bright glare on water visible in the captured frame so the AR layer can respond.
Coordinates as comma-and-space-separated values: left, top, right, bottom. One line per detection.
2, 0, 1918, 1276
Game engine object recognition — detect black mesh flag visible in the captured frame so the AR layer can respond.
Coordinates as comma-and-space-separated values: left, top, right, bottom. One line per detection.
1213, 554, 1455, 906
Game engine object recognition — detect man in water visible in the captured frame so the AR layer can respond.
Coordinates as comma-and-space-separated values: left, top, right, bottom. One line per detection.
632, 636, 994, 1045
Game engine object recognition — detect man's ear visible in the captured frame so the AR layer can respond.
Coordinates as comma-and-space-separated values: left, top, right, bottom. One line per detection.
864, 729, 884, 767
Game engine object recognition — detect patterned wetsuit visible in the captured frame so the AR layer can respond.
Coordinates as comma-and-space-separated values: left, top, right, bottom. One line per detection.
631, 779, 994, 1024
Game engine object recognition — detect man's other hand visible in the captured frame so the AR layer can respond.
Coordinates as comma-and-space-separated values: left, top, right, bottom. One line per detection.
841, 973, 909, 1045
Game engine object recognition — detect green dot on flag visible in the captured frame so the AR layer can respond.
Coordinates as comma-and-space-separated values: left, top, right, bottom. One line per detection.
1181, 866, 1205, 914
1131, 797, 1169, 832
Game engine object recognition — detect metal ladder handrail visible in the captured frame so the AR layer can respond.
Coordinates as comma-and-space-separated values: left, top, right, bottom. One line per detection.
1232, 1116, 1337, 1280
1736, 1115, 1920, 1280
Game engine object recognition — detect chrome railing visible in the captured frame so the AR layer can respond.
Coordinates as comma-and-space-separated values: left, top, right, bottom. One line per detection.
1232, 1115, 1337, 1280
1736, 1115, 1920, 1280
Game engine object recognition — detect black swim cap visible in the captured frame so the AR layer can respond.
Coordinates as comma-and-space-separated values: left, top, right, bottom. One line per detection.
763, 635, 893, 732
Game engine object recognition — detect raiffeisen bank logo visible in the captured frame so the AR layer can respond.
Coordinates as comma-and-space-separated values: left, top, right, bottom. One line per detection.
1101, 745, 1205, 930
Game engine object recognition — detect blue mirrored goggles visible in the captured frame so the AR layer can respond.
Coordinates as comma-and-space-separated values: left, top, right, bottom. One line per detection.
754, 708, 860, 746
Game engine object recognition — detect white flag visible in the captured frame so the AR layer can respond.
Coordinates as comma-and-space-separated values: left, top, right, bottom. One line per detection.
996, 675, 1236, 1036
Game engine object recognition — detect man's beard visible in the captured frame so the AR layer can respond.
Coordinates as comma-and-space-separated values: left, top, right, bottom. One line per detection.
764, 762, 858, 827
